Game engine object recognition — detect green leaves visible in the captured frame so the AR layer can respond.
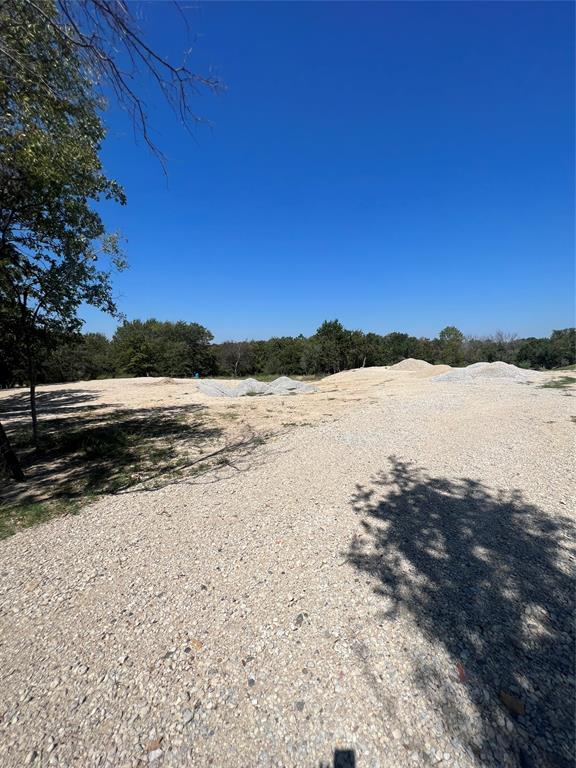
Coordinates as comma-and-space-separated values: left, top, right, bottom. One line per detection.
0, 0, 126, 361
111, 320, 215, 378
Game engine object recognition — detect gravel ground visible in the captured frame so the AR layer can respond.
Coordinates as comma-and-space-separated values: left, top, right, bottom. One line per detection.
0, 379, 574, 768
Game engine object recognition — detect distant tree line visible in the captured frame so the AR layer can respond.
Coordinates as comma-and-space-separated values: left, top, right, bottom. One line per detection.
1, 320, 574, 388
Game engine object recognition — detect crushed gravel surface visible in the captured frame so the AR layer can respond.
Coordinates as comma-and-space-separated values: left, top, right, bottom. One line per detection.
0, 379, 574, 768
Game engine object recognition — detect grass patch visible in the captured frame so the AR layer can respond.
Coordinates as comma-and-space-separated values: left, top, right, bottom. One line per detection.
220, 411, 240, 421
540, 376, 575, 390
0, 499, 80, 540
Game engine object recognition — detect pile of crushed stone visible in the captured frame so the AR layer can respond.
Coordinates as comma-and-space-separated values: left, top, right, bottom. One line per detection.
198, 376, 317, 398
390, 358, 434, 371
150, 377, 180, 386
434, 361, 541, 384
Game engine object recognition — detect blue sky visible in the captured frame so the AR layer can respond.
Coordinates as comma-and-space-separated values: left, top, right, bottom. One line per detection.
85, 1, 575, 342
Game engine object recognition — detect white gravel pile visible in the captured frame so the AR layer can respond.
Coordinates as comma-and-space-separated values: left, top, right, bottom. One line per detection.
434, 361, 540, 384
390, 358, 434, 371
266, 375, 317, 395
198, 376, 316, 397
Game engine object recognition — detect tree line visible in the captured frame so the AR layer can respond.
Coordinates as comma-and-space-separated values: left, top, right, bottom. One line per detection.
2, 320, 573, 388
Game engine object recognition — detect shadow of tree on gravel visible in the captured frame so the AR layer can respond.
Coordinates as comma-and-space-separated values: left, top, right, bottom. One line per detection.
347, 457, 574, 768
319, 749, 356, 768
0, 391, 264, 538
0, 387, 104, 420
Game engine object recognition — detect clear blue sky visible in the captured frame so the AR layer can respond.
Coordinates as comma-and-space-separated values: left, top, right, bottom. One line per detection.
84, 1, 575, 342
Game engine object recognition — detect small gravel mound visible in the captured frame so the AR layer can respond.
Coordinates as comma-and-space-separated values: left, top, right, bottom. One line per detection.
434, 361, 540, 384
266, 376, 316, 395
390, 358, 434, 371
198, 377, 317, 397
148, 377, 180, 386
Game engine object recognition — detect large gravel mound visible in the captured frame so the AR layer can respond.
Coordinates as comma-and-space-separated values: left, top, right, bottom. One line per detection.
198, 376, 317, 397
390, 358, 434, 371
321, 367, 390, 384
434, 361, 541, 384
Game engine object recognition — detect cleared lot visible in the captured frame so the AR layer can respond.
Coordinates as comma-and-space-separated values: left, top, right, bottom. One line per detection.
0, 369, 574, 767
0, 367, 453, 526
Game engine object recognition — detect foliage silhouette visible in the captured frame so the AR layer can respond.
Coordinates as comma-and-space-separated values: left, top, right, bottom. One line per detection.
347, 457, 574, 768
0, 388, 105, 419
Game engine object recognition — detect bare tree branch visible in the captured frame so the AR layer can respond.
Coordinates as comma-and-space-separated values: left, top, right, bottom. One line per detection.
3, 0, 224, 169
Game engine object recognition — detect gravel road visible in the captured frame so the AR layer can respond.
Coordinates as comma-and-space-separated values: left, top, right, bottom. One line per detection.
0, 380, 574, 768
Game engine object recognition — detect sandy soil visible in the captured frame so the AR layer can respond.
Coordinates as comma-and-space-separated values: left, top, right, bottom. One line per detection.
0, 364, 457, 436
0, 367, 456, 505
0, 368, 574, 768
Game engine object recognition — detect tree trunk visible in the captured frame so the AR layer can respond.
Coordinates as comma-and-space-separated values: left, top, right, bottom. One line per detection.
28, 358, 39, 449
0, 420, 25, 482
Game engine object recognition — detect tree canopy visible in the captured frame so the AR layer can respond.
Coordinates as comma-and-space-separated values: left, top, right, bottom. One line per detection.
112, 320, 214, 378
2, 0, 223, 166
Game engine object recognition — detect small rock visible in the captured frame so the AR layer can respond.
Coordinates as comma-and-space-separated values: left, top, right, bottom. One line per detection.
456, 662, 466, 683
295, 700, 305, 712
182, 709, 194, 725
499, 691, 525, 716
25, 751, 38, 765
248, 677, 256, 687
147, 739, 162, 752
148, 748, 163, 763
